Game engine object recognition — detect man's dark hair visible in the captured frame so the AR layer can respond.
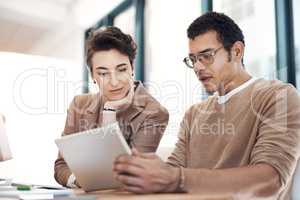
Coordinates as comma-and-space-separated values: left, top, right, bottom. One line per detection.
85, 26, 137, 72
187, 12, 245, 63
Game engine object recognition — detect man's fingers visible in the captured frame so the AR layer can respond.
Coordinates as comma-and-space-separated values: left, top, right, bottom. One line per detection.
123, 185, 145, 194
131, 147, 140, 156
116, 174, 144, 187
138, 152, 157, 159
113, 162, 145, 177
115, 154, 131, 163
114, 155, 150, 169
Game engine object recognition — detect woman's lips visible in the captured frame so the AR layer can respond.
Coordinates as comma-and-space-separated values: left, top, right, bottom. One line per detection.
110, 88, 123, 94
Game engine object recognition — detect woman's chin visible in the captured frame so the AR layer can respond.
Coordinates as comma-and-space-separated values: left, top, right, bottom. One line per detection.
107, 94, 126, 101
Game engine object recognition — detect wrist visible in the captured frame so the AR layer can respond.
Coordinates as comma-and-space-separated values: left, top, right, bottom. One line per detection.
102, 109, 117, 126
103, 102, 117, 111
166, 167, 181, 192
67, 173, 78, 188
103, 107, 117, 112
177, 166, 186, 192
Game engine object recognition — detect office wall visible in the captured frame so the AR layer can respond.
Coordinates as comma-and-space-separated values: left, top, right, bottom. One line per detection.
0, 52, 82, 185
144, 0, 204, 147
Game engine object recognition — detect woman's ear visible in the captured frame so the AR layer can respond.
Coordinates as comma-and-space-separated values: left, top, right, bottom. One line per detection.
90, 71, 96, 84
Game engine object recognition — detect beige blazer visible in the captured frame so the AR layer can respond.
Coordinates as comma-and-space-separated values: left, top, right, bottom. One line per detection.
54, 81, 169, 186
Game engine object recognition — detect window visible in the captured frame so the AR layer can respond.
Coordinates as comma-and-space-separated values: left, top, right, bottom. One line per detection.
145, 0, 203, 147
294, 0, 300, 88
214, 0, 277, 79
114, 6, 135, 38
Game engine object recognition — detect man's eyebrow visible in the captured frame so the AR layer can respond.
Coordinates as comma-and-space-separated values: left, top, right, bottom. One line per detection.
189, 48, 215, 56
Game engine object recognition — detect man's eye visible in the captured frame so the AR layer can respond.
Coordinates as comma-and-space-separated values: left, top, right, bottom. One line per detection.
201, 54, 212, 60
190, 56, 197, 64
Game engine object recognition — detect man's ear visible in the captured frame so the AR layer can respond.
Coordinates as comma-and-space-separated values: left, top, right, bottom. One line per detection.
231, 41, 244, 63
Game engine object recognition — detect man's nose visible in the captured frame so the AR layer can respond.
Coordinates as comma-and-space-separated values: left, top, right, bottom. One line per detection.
193, 60, 206, 72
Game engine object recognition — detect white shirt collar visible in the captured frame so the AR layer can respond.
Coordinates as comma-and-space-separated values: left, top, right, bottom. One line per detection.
217, 77, 258, 104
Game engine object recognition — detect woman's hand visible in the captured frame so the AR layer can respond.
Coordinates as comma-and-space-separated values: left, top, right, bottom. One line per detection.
104, 83, 135, 112
102, 83, 135, 126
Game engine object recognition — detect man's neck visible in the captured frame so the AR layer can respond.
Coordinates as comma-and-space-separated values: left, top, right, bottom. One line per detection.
218, 69, 252, 96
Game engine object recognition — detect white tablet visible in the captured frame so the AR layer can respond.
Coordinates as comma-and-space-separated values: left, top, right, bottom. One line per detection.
55, 122, 131, 192
0, 114, 12, 162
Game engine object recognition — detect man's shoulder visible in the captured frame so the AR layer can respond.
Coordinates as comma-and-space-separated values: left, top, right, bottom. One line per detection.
251, 79, 298, 99
247, 79, 300, 114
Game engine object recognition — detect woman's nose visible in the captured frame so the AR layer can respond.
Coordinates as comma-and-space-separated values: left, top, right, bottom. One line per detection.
109, 72, 120, 86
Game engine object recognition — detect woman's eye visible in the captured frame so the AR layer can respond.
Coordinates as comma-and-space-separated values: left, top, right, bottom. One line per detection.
119, 68, 127, 72
98, 72, 108, 76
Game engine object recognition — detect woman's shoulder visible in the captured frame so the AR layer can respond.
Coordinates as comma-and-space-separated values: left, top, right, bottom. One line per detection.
69, 93, 101, 114
133, 81, 169, 117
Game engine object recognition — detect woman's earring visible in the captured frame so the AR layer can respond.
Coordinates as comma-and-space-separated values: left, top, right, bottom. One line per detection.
93, 80, 96, 84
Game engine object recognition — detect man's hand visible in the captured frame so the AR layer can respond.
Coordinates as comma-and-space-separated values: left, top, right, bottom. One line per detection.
113, 148, 180, 194
104, 83, 135, 111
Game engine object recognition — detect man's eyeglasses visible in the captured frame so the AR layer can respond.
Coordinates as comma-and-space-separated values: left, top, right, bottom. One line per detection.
183, 46, 223, 68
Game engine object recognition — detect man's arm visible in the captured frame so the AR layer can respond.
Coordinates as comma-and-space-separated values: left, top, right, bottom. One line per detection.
181, 163, 280, 198
166, 115, 189, 167
113, 150, 281, 198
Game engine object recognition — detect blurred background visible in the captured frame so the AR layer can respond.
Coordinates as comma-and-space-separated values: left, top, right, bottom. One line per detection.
0, 0, 299, 186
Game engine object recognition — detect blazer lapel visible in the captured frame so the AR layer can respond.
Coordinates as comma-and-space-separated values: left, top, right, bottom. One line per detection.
79, 94, 103, 131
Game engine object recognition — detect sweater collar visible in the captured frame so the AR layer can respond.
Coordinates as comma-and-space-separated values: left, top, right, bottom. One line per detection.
217, 77, 258, 104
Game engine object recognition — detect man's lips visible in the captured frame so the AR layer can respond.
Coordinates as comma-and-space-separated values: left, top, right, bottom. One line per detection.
199, 75, 213, 83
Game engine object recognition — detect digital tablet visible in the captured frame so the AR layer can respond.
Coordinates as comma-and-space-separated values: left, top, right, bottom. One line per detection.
55, 122, 131, 192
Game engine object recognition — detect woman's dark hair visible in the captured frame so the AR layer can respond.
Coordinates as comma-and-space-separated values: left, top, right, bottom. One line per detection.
187, 12, 245, 63
85, 26, 137, 72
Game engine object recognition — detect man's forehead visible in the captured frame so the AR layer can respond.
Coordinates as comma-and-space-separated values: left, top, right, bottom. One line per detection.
188, 31, 220, 53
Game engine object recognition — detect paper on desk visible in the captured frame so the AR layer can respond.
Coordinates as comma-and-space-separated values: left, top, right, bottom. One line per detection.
0, 115, 12, 161
20, 193, 53, 200
0, 188, 73, 199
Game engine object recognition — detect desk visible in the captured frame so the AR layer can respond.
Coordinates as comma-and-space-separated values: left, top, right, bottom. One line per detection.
75, 189, 232, 200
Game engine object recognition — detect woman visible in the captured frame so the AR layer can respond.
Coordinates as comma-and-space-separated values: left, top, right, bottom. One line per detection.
54, 27, 169, 187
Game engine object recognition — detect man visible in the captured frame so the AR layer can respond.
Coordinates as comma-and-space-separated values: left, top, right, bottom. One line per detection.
113, 12, 300, 199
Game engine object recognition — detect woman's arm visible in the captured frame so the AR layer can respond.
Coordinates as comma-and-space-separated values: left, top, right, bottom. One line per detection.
54, 98, 78, 187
